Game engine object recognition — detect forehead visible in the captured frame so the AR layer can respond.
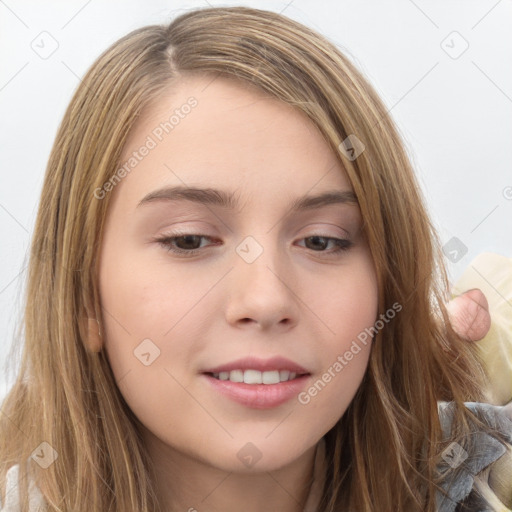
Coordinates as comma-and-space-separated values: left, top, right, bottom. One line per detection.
115, 74, 352, 206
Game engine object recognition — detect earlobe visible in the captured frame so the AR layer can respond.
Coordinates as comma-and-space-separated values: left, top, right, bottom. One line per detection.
84, 316, 103, 353
80, 297, 104, 353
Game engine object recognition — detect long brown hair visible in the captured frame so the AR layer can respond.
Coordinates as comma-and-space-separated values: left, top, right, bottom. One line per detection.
0, 6, 487, 511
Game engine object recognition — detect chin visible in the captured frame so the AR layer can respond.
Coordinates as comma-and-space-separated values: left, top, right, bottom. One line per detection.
205, 437, 316, 474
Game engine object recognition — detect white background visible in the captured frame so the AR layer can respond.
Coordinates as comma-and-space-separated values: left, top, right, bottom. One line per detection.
1, 0, 511, 402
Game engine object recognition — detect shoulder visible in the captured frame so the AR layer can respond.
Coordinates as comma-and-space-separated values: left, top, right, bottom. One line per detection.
436, 400, 512, 512
0, 462, 46, 511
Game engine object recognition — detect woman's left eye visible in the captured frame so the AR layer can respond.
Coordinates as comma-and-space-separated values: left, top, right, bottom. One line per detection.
296, 235, 353, 254
154, 233, 353, 257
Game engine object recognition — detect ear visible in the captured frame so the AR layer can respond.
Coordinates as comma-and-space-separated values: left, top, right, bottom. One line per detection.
79, 309, 103, 353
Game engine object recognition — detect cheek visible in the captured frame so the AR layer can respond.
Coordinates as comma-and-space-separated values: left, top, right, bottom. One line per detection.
306, 247, 378, 346
99, 240, 201, 338
97, 247, 223, 403
296, 330, 374, 437
97, 260, 198, 429
296, 252, 378, 425
97, 244, 177, 382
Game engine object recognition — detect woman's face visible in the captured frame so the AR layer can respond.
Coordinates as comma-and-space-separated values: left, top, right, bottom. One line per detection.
98, 74, 378, 473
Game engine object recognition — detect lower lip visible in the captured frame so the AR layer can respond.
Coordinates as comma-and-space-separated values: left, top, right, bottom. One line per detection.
203, 374, 310, 409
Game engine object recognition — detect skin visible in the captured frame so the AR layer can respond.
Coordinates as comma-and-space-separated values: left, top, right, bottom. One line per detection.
446, 288, 491, 341
97, 74, 379, 512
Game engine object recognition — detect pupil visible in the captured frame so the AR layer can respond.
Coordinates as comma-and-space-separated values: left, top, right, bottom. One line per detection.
179, 235, 200, 249
307, 236, 326, 251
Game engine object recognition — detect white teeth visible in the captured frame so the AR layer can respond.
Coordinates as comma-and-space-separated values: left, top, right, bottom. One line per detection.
262, 370, 280, 384
211, 369, 301, 384
229, 369, 244, 383
279, 370, 290, 381
244, 369, 262, 384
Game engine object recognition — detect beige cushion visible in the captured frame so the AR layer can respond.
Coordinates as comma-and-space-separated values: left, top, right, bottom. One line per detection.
452, 252, 512, 405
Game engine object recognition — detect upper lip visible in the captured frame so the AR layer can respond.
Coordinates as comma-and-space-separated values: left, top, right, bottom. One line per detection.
202, 356, 310, 374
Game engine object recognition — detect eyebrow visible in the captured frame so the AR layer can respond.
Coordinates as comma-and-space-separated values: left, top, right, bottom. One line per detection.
137, 186, 358, 212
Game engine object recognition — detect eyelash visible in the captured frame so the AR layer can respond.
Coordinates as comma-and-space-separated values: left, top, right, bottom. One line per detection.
154, 232, 353, 257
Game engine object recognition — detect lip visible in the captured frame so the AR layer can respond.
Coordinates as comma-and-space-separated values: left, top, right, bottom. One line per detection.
203, 373, 311, 409
202, 356, 309, 374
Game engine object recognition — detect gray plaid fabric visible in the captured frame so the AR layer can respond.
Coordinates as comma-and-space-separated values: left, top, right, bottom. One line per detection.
436, 401, 512, 512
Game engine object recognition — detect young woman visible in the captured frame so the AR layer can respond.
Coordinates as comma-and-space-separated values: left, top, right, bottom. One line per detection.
1, 6, 510, 511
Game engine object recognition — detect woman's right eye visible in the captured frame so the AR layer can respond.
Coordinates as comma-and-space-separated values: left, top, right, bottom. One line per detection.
153, 233, 353, 259
155, 234, 217, 256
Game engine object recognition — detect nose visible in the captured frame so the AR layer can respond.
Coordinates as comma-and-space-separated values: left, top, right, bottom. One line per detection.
224, 237, 300, 331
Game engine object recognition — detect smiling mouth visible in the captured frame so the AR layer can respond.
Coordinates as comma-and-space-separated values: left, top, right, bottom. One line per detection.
205, 369, 309, 384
